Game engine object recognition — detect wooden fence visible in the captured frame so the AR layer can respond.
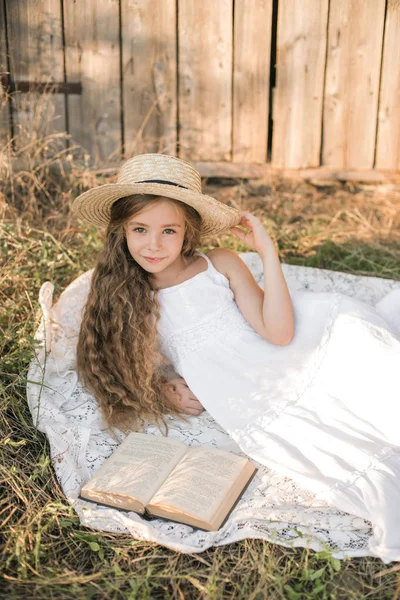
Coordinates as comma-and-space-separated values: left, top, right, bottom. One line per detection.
1, 0, 400, 178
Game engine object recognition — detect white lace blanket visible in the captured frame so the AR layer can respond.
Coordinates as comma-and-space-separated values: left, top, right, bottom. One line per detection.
26, 254, 400, 557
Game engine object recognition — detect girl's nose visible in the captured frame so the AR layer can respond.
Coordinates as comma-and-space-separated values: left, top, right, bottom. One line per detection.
147, 233, 162, 250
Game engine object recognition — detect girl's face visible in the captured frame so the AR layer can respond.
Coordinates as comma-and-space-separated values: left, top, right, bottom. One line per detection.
124, 200, 186, 273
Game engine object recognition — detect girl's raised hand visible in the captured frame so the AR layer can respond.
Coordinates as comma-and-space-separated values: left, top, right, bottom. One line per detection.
230, 211, 274, 254
164, 378, 205, 416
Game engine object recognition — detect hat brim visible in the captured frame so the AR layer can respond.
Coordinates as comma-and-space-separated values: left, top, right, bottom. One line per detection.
72, 182, 241, 237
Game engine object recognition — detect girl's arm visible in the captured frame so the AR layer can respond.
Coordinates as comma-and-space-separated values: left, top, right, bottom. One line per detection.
257, 235, 294, 344
209, 212, 294, 346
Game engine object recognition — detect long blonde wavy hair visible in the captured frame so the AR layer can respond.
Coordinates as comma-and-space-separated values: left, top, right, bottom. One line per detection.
77, 194, 202, 433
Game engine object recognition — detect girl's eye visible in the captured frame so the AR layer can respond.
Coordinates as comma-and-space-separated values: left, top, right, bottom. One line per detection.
132, 227, 176, 234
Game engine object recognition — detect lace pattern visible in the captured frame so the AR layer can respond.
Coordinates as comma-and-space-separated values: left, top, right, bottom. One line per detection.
159, 303, 248, 366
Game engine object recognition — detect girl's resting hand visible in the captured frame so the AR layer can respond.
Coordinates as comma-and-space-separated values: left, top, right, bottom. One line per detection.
164, 378, 205, 416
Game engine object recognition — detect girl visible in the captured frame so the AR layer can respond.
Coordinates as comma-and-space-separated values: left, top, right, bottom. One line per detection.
73, 153, 400, 562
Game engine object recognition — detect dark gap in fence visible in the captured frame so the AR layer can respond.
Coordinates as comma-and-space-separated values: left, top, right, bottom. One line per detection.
319, 0, 331, 167
175, 0, 180, 157
267, 0, 278, 162
230, 0, 235, 161
3, 0, 15, 148
119, 0, 125, 159
373, 0, 388, 168
60, 0, 69, 148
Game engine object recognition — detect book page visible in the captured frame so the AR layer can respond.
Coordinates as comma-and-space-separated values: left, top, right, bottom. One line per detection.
81, 433, 187, 506
148, 446, 249, 521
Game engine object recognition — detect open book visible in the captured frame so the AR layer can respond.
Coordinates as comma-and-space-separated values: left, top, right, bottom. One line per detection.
80, 432, 256, 531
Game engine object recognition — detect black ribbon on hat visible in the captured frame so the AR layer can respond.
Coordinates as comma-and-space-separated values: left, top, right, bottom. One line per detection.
138, 179, 188, 189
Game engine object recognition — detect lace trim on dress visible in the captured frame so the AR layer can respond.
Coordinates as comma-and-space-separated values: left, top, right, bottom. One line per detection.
159, 303, 248, 364
328, 446, 399, 493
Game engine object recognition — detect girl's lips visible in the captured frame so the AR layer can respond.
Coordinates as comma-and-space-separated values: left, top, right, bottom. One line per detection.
143, 257, 165, 264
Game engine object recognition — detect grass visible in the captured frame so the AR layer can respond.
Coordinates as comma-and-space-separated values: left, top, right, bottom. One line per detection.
1, 118, 400, 598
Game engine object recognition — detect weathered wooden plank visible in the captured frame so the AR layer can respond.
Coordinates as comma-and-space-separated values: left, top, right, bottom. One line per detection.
1, 78, 82, 95
7, 153, 400, 184
323, 0, 386, 169
64, 0, 121, 165
272, 0, 328, 168
5, 0, 66, 148
376, 0, 400, 170
121, 0, 177, 157
178, 0, 233, 161
232, 0, 273, 163
0, 0, 11, 147
194, 163, 400, 183
5, 156, 400, 184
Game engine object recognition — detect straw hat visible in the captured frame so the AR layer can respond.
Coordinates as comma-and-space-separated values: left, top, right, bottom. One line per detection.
72, 153, 241, 237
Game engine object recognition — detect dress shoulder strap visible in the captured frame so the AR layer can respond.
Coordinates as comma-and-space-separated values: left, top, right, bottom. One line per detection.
195, 250, 230, 286
195, 251, 215, 270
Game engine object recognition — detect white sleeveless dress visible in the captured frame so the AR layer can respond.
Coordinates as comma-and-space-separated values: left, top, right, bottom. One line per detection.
157, 251, 400, 562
